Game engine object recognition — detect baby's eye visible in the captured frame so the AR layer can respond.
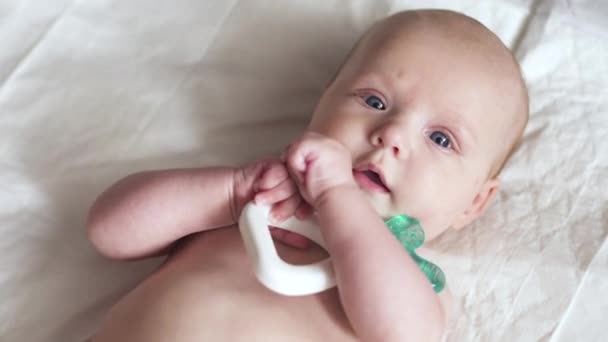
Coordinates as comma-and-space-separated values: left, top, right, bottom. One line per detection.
363, 95, 386, 110
429, 131, 451, 149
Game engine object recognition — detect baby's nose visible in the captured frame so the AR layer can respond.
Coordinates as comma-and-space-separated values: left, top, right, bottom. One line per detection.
373, 124, 404, 157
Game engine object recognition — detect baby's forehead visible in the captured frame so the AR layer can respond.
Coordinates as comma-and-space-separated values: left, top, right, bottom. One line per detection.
363, 17, 521, 107
355, 11, 514, 72
353, 38, 515, 110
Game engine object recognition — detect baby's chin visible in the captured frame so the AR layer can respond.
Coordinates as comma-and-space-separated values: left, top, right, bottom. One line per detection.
356, 186, 394, 220
357, 187, 449, 242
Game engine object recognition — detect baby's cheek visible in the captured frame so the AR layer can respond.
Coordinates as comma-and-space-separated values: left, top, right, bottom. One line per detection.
397, 183, 460, 236
408, 196, 456, 240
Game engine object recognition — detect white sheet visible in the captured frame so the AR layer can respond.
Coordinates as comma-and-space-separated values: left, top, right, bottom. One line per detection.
0, 1, 606, 341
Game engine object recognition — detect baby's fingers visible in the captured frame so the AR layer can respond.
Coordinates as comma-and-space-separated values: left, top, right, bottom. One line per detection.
283, 141, 309, 183
267, 193, 302, 224
254, 162, 288, 192
254, 178, 297, 205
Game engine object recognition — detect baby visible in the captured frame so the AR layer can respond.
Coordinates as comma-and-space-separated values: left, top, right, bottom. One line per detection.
87, 9, 528, 342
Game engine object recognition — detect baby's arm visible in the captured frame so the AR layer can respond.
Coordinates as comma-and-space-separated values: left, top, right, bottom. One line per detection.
316, 187, 445, 342
87, 160, 305, 260
87, 167, 240, 260
284, 133, 445, 342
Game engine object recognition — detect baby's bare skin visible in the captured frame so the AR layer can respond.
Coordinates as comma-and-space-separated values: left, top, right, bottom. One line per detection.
92, 228, 356, 342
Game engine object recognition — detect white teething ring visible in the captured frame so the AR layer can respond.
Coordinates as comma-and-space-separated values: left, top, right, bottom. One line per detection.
238, 202, 336, 296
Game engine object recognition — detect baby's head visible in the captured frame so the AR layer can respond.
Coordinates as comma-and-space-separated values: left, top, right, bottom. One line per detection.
309, 9, 528, 240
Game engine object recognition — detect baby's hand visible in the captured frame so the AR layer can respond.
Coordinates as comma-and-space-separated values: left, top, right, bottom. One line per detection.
252, 162, 313, 222
234, 159, 313, 249
283, 132, 355, 207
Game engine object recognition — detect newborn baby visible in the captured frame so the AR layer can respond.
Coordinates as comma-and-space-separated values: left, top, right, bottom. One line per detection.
88, 9, 528, 342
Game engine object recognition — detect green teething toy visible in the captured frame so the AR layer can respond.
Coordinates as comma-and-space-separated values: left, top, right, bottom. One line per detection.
384, 215, 446, 293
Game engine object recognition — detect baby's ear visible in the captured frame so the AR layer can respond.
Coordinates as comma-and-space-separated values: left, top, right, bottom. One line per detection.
452, 178, 500, 230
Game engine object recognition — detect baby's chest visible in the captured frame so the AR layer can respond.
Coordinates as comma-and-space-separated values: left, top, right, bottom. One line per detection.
171, 225, 329, 271
145, 228, 355, 341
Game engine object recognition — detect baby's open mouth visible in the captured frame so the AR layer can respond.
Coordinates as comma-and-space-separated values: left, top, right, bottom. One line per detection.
353, 168, 390, 193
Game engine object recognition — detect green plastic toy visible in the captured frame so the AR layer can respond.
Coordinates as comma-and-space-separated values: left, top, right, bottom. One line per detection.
384, 215, 446, 293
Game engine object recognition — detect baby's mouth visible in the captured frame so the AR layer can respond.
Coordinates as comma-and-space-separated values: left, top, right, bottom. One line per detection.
353, 168, 390, 193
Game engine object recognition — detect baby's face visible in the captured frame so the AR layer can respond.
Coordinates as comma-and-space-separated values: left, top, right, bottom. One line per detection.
309, 24, 522, 240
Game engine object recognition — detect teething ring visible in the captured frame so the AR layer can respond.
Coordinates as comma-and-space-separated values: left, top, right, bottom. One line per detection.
238, 202, 336, 296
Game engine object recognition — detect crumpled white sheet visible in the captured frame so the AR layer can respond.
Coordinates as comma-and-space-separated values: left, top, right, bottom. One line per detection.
0, 0, 606, 341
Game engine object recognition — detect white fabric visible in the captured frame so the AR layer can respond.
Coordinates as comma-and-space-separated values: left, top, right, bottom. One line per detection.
0, 1, 606, 341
